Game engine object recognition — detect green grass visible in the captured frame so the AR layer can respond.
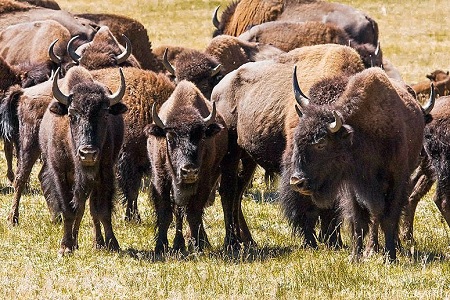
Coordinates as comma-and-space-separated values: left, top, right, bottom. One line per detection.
1, 0, 450, 298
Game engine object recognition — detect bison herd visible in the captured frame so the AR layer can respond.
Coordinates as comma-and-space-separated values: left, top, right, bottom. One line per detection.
0, 0, 448, 262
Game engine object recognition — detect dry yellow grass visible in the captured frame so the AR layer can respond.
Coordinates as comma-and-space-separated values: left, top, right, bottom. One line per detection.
0, 0, 450, 299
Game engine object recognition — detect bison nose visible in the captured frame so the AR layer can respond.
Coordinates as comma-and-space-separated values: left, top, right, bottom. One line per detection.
180, 165, 199, 184
290, 175, 312, 195
78, 145, 99, 166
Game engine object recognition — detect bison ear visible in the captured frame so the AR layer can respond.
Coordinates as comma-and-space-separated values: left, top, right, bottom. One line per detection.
144, 124, 166, 138
109, 103, 128, 115
205, 123, 223, 138
49, 102, 68, 115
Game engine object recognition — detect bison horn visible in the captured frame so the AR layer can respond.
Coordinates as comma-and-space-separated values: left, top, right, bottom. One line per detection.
295, 105, 303, 118
292, 66, 309, 108
422, 83, 435, 115
107, 68, 126, 106
211, 64, 222, 77
203, 102, 217, 126
328, 110, 343, 133
163, 48, 176, 76
48, 39, 61, 64
375, 41, 381, 56
115, 34, 132, 65
152, 103, 166, 129
52, 67, 70, 106
212, 6, 221, 29
67, 35, 81, 63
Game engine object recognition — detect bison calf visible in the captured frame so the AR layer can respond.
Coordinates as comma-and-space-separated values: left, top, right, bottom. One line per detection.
145, 80, 227, 254
39, 66, 127, 255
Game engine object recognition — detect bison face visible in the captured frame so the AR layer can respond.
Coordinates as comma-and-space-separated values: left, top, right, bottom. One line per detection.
289, 109, 354, 208
145, 103, 222, 206
50, 67, 127, 168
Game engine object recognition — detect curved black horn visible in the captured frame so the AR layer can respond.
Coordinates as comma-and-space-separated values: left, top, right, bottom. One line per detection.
115, 34, 132, 65
152, 103, 165, 129
162, 48, 176, 76
67, 35, 81, 63
328, 110, 343, 133
211, 64, 222, 77
422, 83, 435, 115
48, 39, 61, 64
295, 105, 303, 118
107, 68, 126, 106
293, 66, 309, 108
52, 67, 70, 105
203, 102, 217, 126
212, 6, 221, 29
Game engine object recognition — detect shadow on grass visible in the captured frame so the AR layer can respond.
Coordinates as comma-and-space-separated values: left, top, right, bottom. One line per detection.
122, 245, 294, 263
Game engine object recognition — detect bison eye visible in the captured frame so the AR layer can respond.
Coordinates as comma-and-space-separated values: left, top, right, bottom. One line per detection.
166, 131, 177, 145
313, 138, 327, 150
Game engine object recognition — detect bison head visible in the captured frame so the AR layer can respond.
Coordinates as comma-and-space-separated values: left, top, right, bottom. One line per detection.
50, 66, 127, 167
288, 67, 354, 207
163, 48, 222, 100
145, 90, 223, 206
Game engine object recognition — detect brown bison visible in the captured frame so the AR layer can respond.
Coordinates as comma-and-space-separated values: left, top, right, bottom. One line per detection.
284, 67, 428, 261
17, 0, 60, 9
402, 94, 450, 245
90, 67, 176, 222
39, 66, 127, 255
67, 26, 141, 70
426, 69, 449, 82
74, 13, 161, 71
211, 44, 365, 248
237, 20, 382, 69
145, 80, 228, 253
213, 0, 379, 47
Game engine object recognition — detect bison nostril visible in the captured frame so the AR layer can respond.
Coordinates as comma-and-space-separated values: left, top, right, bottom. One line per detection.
180, 165, 199, 183
290, 176, 305, 187
290, 176, 311, 194
78, 146, 99, 163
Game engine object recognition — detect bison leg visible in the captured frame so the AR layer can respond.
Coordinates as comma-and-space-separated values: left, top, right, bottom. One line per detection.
116, 152, 143, 223
346, 199, 370, 262
90, 182, 119, 252
318, 207, 342, 249
219, 139, 245, 249
433, 179, 450, 231
186, 208, 209, 252
364, 218, 380, 257
8, 141, 42, 225
59, 207, 81, 256
172, 205, 186, 252
402, 155, 435, 243
152, 185, 173, 255
236, 154, 257, 245
4, 140, 15, 183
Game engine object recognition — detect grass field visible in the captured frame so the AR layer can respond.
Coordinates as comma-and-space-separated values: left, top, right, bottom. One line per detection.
1, 0, 450, 299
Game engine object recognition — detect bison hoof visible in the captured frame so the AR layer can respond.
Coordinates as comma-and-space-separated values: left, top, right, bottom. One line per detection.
106, 238, 120, 252
7, 170, 14, 183
173, 235, 186, 253
58, 246, 74, 257
7, 211, 19, 226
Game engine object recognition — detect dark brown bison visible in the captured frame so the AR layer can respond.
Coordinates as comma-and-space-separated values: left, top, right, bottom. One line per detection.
145, 80, 228, 253
284, 67, 427, 261
90, 67, 176, 222
213, 0, 379, 47
211, 44, 365, 248
39, 66, 127, 255
402, 94, 450, 245
74, 13, 161, 71
160, 48, 223, 100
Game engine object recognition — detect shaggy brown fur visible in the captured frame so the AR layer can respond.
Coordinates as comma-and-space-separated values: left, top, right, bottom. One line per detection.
90, 67, 176, 222
17, 0, 60, 9
75, 13, 160, 71
211, 44, 365, 248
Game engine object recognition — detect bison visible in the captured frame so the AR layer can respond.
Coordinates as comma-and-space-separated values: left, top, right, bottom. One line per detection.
213, 0, 379, 47
38, 66, 127, 255
211, 44, 365, 248
145, 80, 228, 254
402, 94, 450, 245
237, 20, 382, 69
284, 67, 428, 261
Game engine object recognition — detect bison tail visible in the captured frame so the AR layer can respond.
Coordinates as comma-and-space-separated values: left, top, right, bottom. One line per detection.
0, 85, 22, 143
